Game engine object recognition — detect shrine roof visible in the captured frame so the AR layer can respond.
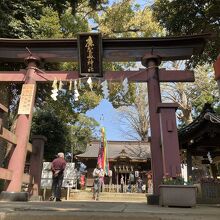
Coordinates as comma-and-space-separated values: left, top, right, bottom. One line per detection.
178, 103, 220, 154
76, 140, 151, 161
0, 34, 210, 62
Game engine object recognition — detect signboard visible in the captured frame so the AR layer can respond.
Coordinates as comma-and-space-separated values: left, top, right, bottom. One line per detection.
18, 84, 36, 115
41, 162, 77, 188
77, 33, 102, 77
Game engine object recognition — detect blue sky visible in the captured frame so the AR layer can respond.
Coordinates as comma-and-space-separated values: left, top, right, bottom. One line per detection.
86, 63, 144, 141
86, 99, 125, 140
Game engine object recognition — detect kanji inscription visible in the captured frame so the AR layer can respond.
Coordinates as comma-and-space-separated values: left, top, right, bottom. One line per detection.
18, 84, 36, 115
77, 33, 102, 77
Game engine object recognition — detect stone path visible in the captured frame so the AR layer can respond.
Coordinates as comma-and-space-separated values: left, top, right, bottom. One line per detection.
0, 201, 220, 220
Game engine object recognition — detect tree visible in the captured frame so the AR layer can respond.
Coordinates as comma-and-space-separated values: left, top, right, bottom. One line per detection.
43, 0, 108, 15
60, 8, 89, 38
161, 61, 218, 125
116, 83, 150, 141
35, 79, 103, 123
0, 0, 43, 38
153, 0, 220, 66
35, 7, 63, 39
0, 0, 106, 39
31, 108, 99, 160
190, 65, 218, 114
31, 109, 70, 161
108, 82, 136, 109
68, 114, 99, 154
94, 0, 164, 37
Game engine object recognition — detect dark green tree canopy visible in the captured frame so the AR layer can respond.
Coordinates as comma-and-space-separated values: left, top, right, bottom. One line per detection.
31, 108, 99, 160
31, 109, 69, 161
46, 0, 107, 14
0, 0, 43, 38
0, 0, 108, 38
153, 0, 220, 66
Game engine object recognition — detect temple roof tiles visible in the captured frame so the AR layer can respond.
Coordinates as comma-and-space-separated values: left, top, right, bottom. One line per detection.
76, 140, 151, 161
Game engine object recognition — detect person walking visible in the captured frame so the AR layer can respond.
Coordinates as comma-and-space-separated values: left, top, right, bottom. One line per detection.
50, 152, 66, 201
92, 164, 104, 201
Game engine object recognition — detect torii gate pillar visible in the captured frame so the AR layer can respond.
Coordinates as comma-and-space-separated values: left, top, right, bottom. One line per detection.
157, 103, 181, 177
214, 55, 220, 96
142, 55, 163, 200
6, 56, 39, 193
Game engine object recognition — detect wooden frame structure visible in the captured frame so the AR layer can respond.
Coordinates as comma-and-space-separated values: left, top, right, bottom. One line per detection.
0, 103, 46, 200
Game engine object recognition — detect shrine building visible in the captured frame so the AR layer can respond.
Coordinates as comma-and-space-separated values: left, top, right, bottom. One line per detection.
76, 141, 151, 187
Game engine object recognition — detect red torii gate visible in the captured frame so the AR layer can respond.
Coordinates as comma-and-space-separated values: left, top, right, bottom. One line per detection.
0, 33, 209, 202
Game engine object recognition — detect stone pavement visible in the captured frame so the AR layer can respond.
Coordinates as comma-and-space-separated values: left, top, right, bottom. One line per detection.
0, 201, 220, 220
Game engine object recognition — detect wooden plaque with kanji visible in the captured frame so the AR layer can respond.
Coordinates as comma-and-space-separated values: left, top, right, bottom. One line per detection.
18, 84, 36, 115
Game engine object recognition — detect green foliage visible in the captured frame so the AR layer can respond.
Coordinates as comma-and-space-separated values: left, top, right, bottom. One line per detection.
0, 0, 106, 38
162, 175, 193, 185
31, 108, 99, 160
35, 82, 102, 122
161, 62, 218, 125
42, 0, 108, 15
36, 7, 63, 39
76, 89, 103, 113
68, 114, 99, 154
108, 82, 136, 108
42, 92, 79, 124
96, 0, 164, 37
153, 0, 220, 66
0, 0, 43, 38
31, 109, 69, 161
60, 8, 89, 38
191, 65, 218, 114
32, 82, 101, 160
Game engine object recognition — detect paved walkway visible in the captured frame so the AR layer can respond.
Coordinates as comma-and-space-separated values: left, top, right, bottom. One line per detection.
0, 201, 220, 220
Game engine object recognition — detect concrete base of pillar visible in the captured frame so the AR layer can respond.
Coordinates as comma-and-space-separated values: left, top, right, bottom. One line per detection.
147, 194, 159, 205
0, 191, 28, 201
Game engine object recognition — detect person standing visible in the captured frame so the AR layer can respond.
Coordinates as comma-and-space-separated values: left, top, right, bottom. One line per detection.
108, 169, 113, 192
92, 164, 104, 201
147, 173, 153, 194
50, 152, 66, 201
127, 178, 132, 193
80, 174, 85, 190
129, 172, 135, 185
108, 169, 112, 185
120, 175, 124, 193
136, 176, 143, 193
